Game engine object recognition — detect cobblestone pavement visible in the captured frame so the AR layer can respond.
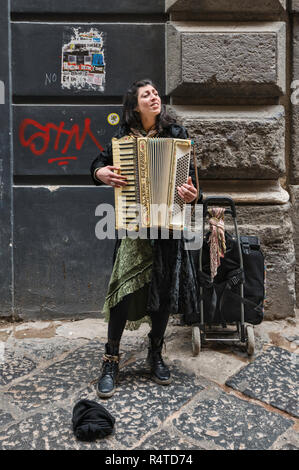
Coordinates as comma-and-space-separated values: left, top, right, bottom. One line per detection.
0, 315, 298, 450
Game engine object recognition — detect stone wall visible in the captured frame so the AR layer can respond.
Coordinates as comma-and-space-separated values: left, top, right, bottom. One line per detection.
291, 0, 299, 310
3, 1, 297, 320
166, 0, 297, 318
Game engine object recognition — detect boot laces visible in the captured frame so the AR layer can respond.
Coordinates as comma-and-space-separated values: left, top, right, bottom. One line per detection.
103, 353, 119, 362
102, 354, 119, 376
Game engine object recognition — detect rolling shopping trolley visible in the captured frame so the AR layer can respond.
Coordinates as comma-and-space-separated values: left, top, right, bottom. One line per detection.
191, 197, 265, 356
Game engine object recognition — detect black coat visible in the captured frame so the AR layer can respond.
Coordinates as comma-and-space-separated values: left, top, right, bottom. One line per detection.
90, 123, 201, 323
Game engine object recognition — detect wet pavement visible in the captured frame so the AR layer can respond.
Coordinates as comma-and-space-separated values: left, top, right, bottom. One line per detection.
0, 315, 298, 450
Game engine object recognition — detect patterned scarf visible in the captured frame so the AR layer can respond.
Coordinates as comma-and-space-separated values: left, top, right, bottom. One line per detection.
129, 125, 159, 138
208, 208, 226, 280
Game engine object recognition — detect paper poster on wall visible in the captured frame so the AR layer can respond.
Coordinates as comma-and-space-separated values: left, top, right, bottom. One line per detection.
61, 28, 106, 91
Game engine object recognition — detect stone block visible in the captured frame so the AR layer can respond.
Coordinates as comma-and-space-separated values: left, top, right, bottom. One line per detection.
291, 106, 299, 183
292, 0, 299, 12
291, 17, 299, 183
168, 105, 285, 179
293, 16, 299, 77
199, 179, 289, 204
227, 204, 296, 319
166, 0, 286, 15
290, 185, 299, 307
166, 22, 286, 98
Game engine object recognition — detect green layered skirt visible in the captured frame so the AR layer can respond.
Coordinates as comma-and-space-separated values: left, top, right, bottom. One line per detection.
102, 238, 154, 329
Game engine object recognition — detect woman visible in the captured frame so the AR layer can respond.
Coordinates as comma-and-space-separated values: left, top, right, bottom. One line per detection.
90, 79, 200, 398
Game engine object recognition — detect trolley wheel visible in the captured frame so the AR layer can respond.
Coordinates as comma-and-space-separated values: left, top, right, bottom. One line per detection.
192, 325, 201, 356
246, 325, 255, 356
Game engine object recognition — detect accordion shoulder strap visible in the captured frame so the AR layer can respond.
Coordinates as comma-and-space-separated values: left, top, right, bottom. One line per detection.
192, 143, 200, 212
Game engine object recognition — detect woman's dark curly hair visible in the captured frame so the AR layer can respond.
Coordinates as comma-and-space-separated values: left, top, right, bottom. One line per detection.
120, 79, 175, 134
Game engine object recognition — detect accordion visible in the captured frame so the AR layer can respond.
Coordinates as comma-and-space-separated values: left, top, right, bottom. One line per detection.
112, 135, 193, 231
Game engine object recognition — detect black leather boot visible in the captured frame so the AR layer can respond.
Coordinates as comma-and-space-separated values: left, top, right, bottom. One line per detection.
146, 333, 172, 385
97, 341, 120, 398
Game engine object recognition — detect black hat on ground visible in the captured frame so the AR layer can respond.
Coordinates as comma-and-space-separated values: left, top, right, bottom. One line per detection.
72, 399, 115, 442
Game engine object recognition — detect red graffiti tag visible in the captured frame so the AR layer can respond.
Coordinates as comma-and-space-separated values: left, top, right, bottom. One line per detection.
19, 118, 104, 166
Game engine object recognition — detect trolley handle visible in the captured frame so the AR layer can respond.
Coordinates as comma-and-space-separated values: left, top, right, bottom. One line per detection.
203, 196, 236, 218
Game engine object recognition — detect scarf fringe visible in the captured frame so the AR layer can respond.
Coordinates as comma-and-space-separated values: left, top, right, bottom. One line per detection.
208, 207, 226, 280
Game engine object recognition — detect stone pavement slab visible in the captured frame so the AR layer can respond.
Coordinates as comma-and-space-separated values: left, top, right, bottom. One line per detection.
225, 346, 299, 417
75, 360, 204, 449
0, 361, 204, 450
39, 339, 104, 384
0, 410, 14, 429
0, 408, 114, 450
3, 340, 104, 412
4, 374, 79, 412
166, 326, 248, 384
172, 387, 294, 450
4, 337, 86, 363
135, 429, 203, 450
270, 427, 299, 450
0, 318, 298, 450
0, 350, 37, 386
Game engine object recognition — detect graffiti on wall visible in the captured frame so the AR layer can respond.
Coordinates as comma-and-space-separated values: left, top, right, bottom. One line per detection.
61, 28, 106, 91
19, 118, 104, 166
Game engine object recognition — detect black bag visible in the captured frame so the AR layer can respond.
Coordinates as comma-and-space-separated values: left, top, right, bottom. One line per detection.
198, 232, 265, 325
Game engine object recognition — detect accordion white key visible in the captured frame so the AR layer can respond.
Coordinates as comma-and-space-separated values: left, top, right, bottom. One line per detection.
112, 135, 192, 231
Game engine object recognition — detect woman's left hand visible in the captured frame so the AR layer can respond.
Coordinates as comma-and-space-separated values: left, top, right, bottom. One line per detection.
177, 176, 198, 203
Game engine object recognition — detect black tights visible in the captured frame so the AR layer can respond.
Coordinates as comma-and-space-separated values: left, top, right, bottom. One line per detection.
108, 294, 169, 344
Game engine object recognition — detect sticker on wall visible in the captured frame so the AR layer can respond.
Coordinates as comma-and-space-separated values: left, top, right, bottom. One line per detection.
61, 28, 106, 92
107, 113, 120, 126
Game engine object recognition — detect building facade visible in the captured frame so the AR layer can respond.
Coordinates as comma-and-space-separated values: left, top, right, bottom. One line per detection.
0, 0, 297, 320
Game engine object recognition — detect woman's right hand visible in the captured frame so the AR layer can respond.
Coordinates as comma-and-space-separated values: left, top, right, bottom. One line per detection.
95, 166, 127, 188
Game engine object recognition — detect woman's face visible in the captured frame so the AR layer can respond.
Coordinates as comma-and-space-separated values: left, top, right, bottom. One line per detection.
135, 84, 161, 119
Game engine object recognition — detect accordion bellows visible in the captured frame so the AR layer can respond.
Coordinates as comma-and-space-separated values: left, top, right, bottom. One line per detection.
112, 135, 192, 231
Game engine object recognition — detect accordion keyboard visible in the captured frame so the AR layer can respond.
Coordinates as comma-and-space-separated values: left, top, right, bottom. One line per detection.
112, 137, 140, 230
